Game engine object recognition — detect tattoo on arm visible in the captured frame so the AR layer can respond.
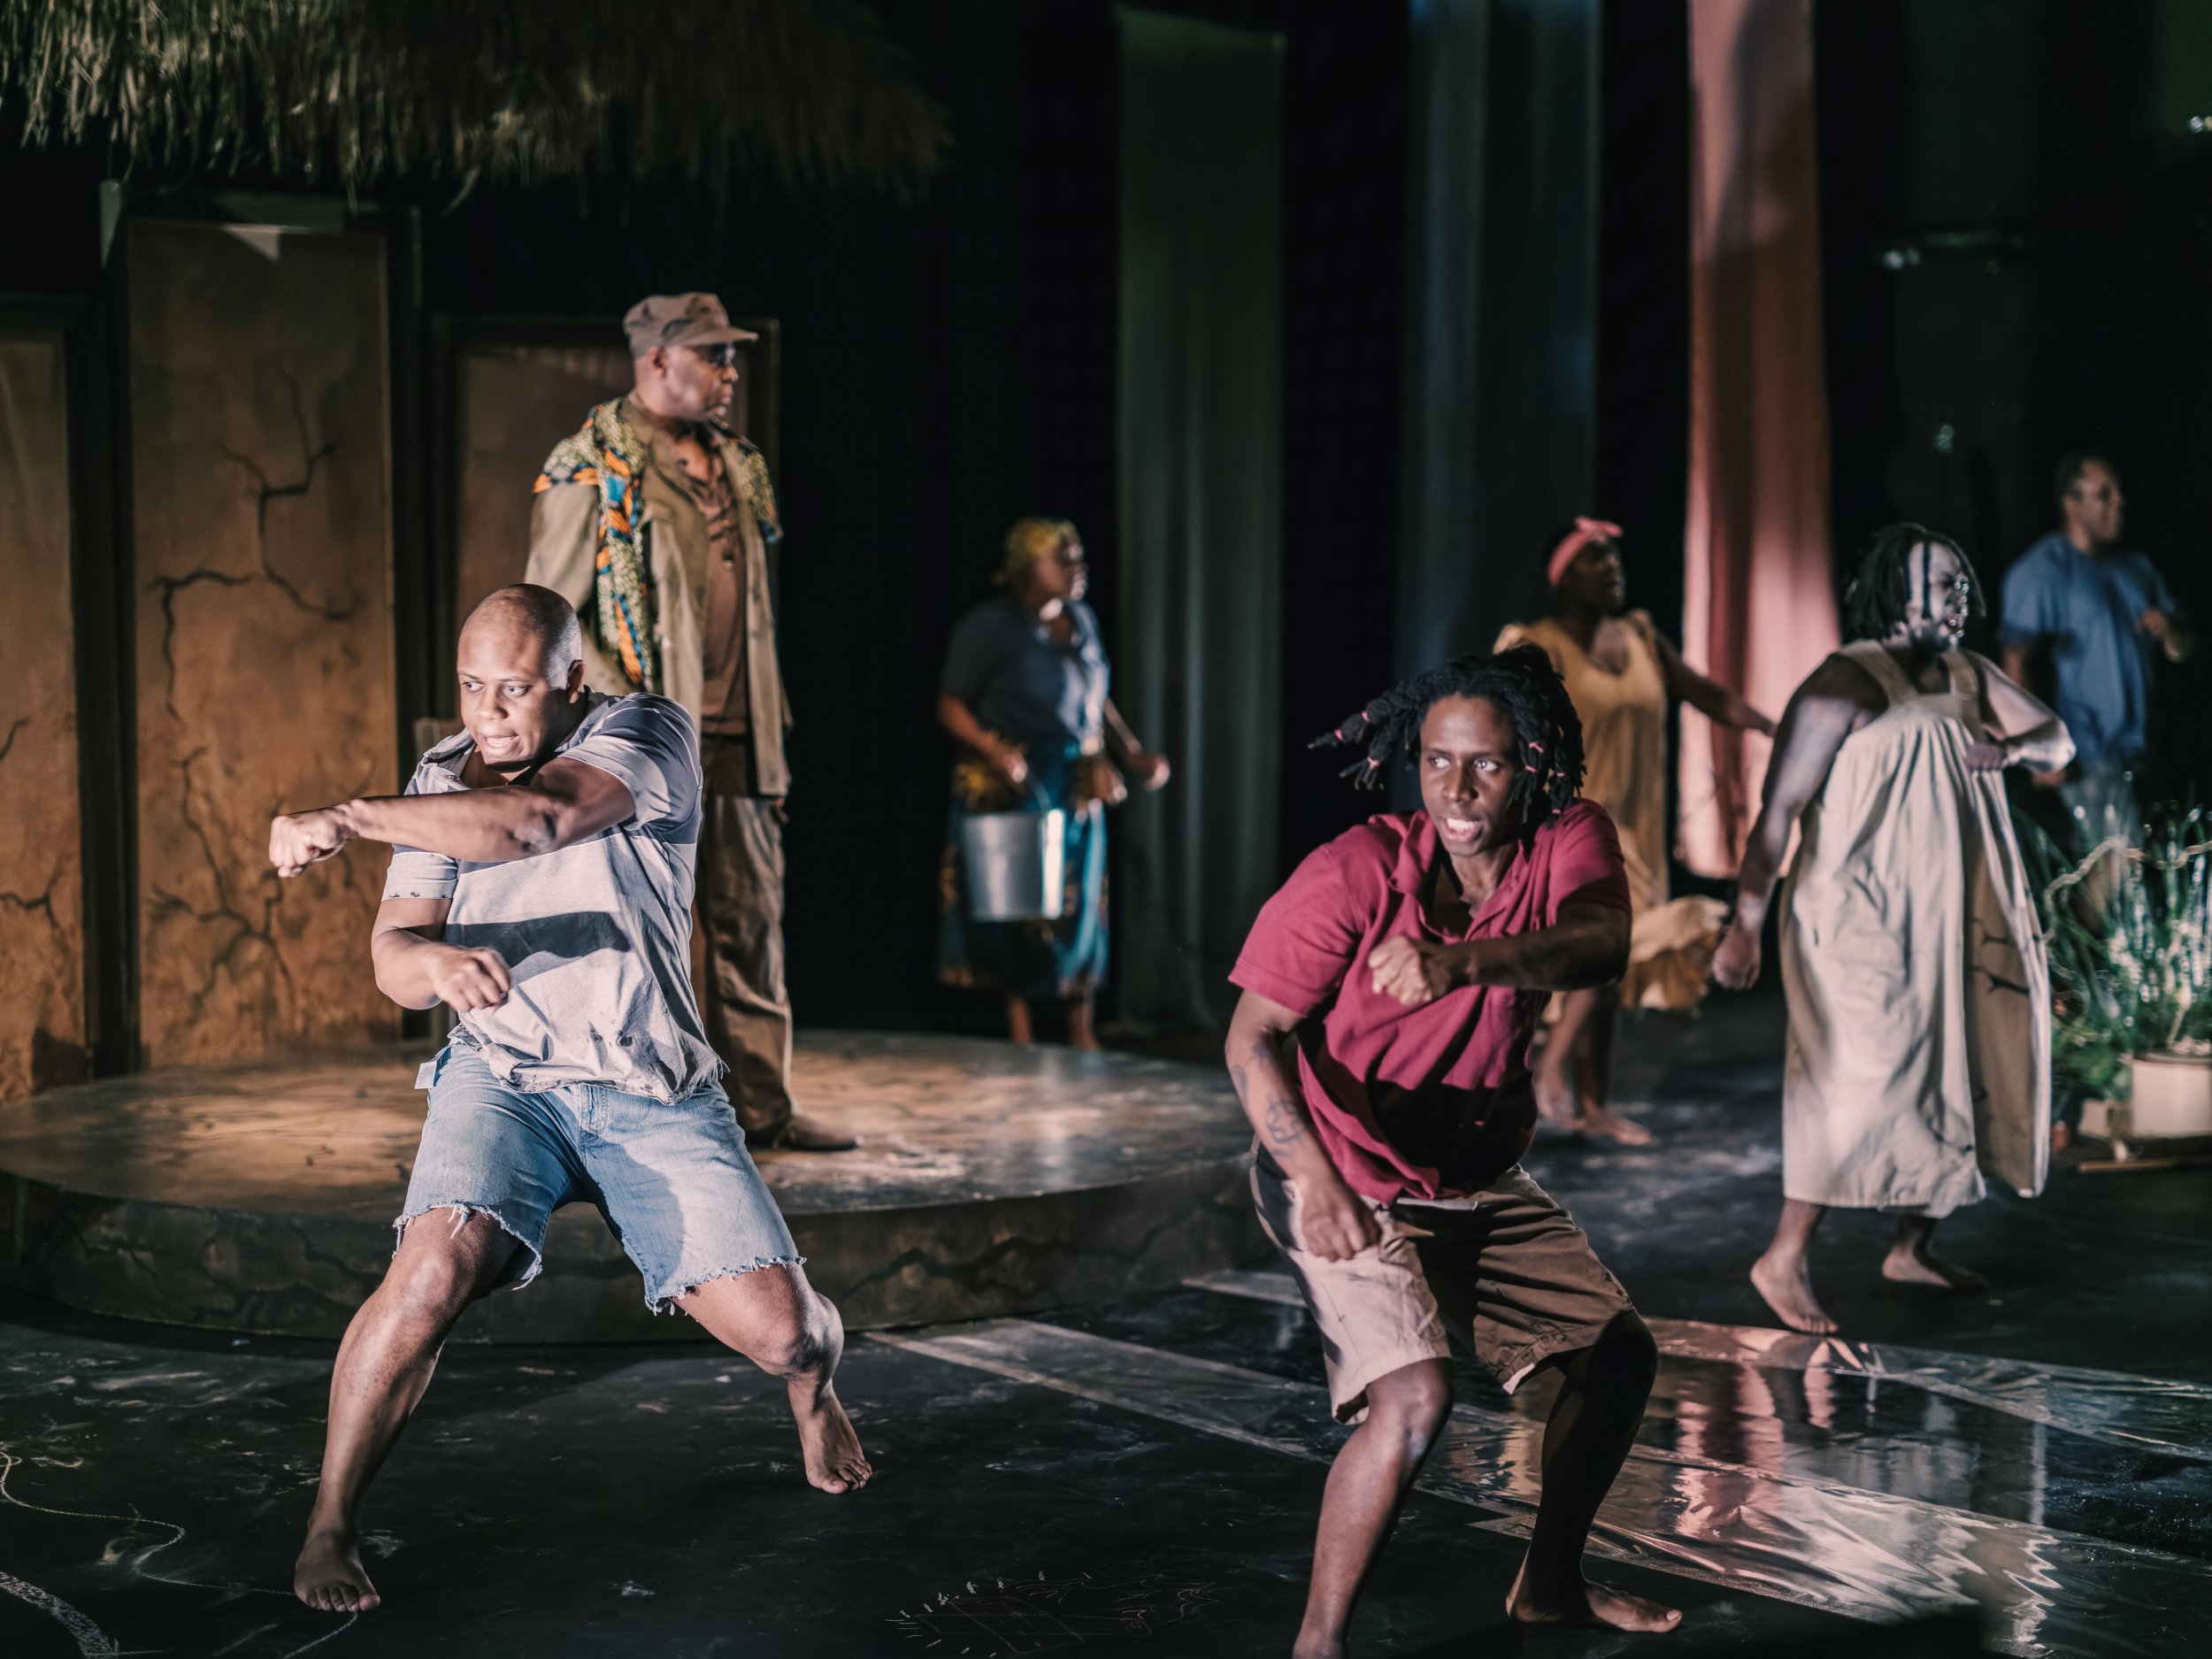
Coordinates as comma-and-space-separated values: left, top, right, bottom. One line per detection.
1231, 1034, 1313, 1151
1261, 1093, 1309, 1149
1464, 912, 1626, 992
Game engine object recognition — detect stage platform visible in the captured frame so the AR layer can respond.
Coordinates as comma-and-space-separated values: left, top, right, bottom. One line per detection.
0, 1032, 1263, 1342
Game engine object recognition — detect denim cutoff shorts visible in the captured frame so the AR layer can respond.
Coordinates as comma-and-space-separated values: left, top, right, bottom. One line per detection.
399, 1042, 803, 1312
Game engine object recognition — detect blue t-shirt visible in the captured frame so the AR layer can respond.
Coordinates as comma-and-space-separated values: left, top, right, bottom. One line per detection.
940, 595, 1109, 750
1998, 532, 2177, 765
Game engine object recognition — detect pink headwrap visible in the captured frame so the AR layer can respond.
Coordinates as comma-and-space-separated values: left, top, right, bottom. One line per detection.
1547, 517, 1623, 587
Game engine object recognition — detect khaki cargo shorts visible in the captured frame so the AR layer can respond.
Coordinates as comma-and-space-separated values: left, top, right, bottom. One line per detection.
1252, 1151, 1635, 1424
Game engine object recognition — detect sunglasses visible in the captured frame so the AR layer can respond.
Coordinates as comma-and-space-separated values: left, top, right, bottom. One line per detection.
685, 342, 742, 369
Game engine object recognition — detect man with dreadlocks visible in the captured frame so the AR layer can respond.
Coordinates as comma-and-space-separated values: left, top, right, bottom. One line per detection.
1714, 524, 2072, 1335
1226, 645, 1679, 1653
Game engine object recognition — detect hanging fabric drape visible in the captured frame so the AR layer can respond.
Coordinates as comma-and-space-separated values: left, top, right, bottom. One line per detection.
1396, 0, 1599, 685
1680, 0, 1839, 876
1114, 9, 1285, 1028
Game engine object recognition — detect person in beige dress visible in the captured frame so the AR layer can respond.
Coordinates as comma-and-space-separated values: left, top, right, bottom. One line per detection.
1713, 524, 2072, 1334
1497, 518, 1775, 1145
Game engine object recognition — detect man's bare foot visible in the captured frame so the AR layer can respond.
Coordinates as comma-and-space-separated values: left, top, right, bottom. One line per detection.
754, 1108, 859, 1152
1573, 1104, 1654, 1147
1290, 1629, 1347, 1659
1750, 1249, 1836, 1334
1509, 1558, 1681, 1631
295, 1525, 379, 1613
791, 1382, 872, 1494
1882, 1245, 1988, 1291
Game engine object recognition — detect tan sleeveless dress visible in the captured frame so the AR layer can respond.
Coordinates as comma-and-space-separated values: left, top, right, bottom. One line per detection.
1778, 642, 2050, 1213
1495, 611, 1727, 1010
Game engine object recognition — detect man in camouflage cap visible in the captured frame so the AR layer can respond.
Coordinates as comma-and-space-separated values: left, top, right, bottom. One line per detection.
526, 293, 854, 1150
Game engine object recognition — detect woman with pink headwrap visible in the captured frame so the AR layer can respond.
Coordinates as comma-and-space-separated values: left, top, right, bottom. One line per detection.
1495, 518, 1775, 1144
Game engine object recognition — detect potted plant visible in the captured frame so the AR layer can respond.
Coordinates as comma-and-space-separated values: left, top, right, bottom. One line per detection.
2022, 805, 2212, 1140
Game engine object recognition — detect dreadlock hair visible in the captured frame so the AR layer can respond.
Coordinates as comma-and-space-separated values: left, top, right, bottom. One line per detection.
1839, 521, 1984, 642
1310, 645, 1586, 827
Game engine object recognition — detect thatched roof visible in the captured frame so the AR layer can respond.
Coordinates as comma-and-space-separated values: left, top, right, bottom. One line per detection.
3, 0, 949, 198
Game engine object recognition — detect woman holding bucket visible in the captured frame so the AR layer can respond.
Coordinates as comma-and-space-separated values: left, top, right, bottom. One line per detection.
937, 518, 1171, 1048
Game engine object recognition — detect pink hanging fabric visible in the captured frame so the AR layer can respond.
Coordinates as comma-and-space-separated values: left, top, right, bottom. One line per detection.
1678, 0, 1839, 877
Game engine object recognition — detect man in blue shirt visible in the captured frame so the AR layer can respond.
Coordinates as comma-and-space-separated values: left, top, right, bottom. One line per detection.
2000, 453, 2195, 847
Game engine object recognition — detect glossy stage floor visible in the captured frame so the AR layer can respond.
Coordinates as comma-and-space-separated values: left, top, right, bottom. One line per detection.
0, 1033, 1262, 1340
1, 997, 2208, 1657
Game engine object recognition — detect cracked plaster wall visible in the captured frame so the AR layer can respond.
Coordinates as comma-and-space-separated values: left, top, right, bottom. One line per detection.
127, 222, 399, 1064
456, 342, 631, 634
0, 332, 88, 1098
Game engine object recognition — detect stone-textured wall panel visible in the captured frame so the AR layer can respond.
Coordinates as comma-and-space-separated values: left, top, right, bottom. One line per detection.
127, 222, 399, 1064
455, 342, 631, 631
0, 332, 88, 1098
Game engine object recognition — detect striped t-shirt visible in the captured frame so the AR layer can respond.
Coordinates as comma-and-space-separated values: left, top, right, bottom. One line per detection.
382, 693, 718, 1102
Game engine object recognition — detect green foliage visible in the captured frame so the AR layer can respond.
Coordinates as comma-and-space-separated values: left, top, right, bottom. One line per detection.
2019, 804, 2212, 1101
0, 0, 949, 198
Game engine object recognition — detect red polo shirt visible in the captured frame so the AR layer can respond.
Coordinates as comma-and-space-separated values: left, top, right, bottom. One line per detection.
1231, 803, 1632, 1204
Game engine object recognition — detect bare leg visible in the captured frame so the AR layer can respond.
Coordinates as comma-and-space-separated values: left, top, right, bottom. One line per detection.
1533, 996, 1589, 1127
1751, 1199, 1836, 1333
1004, 995, 1033, 1045
1508, 1313, 1679, 1631
1067, 991, 1103, 1052
1294, 1360, 1453, 1659
1882, 1213, 1988, 1291
679, 1263, 872, 1494
295, 1211, 523, 1612
1562, 994, 1648, 1147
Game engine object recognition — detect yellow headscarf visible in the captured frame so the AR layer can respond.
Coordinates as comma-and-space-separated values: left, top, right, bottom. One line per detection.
997, 517, 1079, 586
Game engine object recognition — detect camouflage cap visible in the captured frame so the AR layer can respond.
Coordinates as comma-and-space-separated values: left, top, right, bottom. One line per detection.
622, 293, 759, 357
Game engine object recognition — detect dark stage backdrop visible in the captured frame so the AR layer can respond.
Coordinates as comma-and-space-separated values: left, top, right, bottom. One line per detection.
1816, 0, 2212, 808
1117, 10, 1285, 1029
1398, 0, 1600, 686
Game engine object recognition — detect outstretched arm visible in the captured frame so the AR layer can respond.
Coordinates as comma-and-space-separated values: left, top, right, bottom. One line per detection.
269, 757, 636, 877
1102, 697, 1171, 791
1655, 632, 1777, 736
1225, 990, 1377, 1262
1711, 657, 1873, 989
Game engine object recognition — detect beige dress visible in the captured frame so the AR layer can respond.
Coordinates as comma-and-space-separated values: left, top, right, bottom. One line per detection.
1778, 642, 2050, 1213
1496, 612, 1727, 1010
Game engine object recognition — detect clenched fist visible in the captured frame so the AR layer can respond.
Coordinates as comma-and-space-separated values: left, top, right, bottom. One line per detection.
1368, 934, 1463, 1008
269, 806, 354, 878
1294, 1171, 1381, 1262
1087, 754, 1130, 808
1711, 918, 1762, 991
428, 946, 511, 1013
1963, 740, 2008, 772
1126, 750, 1172, 792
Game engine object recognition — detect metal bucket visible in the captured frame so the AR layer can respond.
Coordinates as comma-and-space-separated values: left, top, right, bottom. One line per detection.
962, 796, 1067, 922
